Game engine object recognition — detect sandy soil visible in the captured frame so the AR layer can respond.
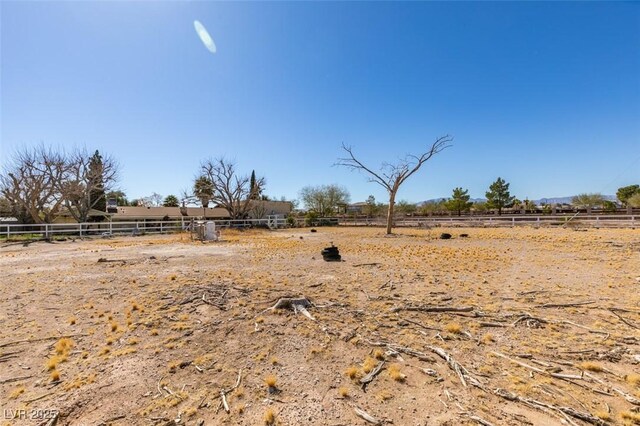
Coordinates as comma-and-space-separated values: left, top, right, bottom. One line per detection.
0, 227, 639, 426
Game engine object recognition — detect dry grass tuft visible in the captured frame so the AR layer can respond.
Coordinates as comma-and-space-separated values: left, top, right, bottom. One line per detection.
388, 363, 406, 382
482, 333, 495, 344
373, 348, 385, 360
445, 323, 463, 334
621, 411, 640, 425
55, 338, 74, 355
9, 386, 25, 399
626, 373, 640, 387
50, 369, 60, 382
377, 390, 393, 402
264, 408, 276, 425
265, 375, 277, 388
345, 366, 360, 380
45, 355, 66, 370
362, 356, 377, 374
338, 386, 349, 398
578, 362, 603, 372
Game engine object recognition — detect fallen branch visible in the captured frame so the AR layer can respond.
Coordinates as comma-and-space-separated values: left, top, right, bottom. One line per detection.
43, 411, 59, 426
0, 375, 34, 384
360, 361, 385, 388
608, 309, 640, 329
97, 257, 127, 264
365, 338, 483, 389
427, 345, 483, 389
537, 301, 595, 308
492, 352, 584, 381
402, 317, 442, 331
583, 372, 640, 406
220, 369, 243, 413
467, 414, 495, 426
24, 392, 55, 404
494, 388, 606, 426
354, 407, 382, 425
478, 321, 510, 328
0, 334, 87, 349
259, 297, 315, 320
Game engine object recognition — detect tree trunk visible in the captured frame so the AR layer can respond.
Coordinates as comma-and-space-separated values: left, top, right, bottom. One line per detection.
386, 192, 396, 235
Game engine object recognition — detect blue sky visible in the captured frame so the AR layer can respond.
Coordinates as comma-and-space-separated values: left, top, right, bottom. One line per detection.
1, 1, 639, 204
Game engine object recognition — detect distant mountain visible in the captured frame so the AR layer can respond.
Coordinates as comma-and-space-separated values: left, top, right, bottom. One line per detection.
533, 195, 616, 205
417, 195, 616, 206
417, 198, 485, 206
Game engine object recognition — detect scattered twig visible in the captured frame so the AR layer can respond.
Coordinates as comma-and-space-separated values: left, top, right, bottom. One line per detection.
608, 308, 640, 329
220, 369, 243, 413
0, 375, 34, 384
494, 388, 606, 426
360, 361, 385, 388
537, 301, 595, 308
24, 392, 54, 403
259, 297, 314, 318
354, 407, 382, 425
0, 334, 87, 349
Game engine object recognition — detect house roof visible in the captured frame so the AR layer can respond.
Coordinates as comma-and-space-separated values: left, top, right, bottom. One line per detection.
113, 206, 229, 219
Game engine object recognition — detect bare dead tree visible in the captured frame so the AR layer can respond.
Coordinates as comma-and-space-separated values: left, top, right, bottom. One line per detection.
336, 135, 452, 234
250, 200, 268, 219
0, 145, 68, 223
199, 158, 265, 219
61, 149, 119, 222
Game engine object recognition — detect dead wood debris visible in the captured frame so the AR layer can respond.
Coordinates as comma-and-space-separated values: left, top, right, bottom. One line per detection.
0, 334, 87, 349
608, 308, 640, 329
353, 406, 382, 425
494, 388, 607, 426
219, 369, 243, 413
537, 301, 595, 309
260, 297, 315, 320
0, 374, 34, 384
365, 339, 480, 387
360, 360, 385, 389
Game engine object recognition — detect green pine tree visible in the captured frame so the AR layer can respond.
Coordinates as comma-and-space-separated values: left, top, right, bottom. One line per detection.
445, 187, 473, 216
88, 150, 106, 219
485, 177, 515, 215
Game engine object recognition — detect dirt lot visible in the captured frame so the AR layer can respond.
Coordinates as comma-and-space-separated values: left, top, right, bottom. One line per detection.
1, 226, 639, 426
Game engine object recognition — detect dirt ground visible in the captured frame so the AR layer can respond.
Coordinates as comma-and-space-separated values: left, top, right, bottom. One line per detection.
1, 226, 639, 426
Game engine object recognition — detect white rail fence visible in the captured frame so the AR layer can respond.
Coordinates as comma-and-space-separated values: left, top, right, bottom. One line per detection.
0, 214, 636, 239
335, 214, 637, 228
0, 217, 288, 239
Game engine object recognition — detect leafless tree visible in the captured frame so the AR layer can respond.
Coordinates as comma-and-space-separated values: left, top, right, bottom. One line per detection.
337, 135, 452, 234
61, 149, 119, 222
0, 145, 68, 223
250, 200, 268, 219
199, 158, 265, 219
1, 146, 119, 224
